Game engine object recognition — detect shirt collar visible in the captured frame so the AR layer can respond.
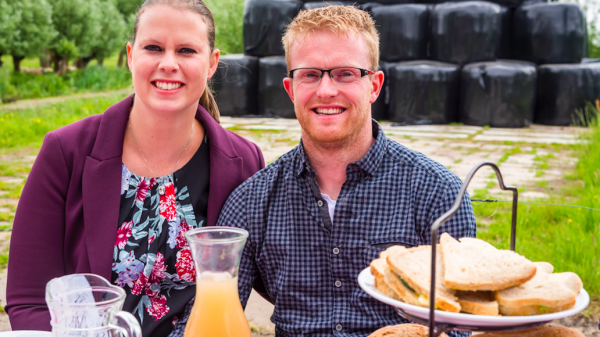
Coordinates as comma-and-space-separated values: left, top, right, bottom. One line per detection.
295, 119, 387, 177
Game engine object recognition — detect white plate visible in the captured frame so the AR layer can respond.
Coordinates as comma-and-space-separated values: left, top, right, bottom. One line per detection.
0, 332, 51, 337
358, 267, 590, 328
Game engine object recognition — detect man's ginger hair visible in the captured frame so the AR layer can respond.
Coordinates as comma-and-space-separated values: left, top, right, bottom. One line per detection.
282, 5, 380, 72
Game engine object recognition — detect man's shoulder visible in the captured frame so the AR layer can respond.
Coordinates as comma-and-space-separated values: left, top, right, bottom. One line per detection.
384, 136, 462, 187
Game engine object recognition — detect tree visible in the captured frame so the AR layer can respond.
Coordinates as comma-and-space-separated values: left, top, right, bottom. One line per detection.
9, 0, 56, 72
48, 0, 102, 75
114, 0, 143, 67
0, 0, 19, 67
87, 0, 127, 67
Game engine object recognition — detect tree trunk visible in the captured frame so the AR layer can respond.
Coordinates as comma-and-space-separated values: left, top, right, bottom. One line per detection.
0, 53, 3, 67
13, 55, 24, 72
97, 58, 104, 67
40, 57, 50, 68
56, 56, 68, 76
81, 56, 94, 69
117, 50, 125, 67
52, 53, 61, 73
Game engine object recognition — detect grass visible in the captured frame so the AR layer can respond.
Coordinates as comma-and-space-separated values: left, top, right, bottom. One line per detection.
1, 65, 131, 103
0, 92, 129, 149
0, 181, 25, 199
472, 110, 600, 298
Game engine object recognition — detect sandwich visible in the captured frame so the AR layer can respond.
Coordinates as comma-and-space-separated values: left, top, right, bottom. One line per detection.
370, 246, 422, 306
476, 324, 585, 336
370, 246, 405, 301
495, 262, 583, 316
368, 323, 448, 337
455, 290, 499, 316
440, 233, 537, 291
386, 245, 461, 313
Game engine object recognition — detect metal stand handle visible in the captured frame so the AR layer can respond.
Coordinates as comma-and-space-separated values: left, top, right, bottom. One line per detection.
428, 161, 518, 337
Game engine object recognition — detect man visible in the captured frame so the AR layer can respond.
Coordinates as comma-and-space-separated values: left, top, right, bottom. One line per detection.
174, 5, 476, 337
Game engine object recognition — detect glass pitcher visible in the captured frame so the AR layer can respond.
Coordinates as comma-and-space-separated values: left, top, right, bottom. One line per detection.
45, 274, 141, 337
183, 227, 251, 337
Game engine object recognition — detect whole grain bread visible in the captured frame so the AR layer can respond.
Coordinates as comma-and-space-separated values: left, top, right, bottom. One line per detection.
368, 323, 448, 337
476, 325, 585, 336
387, 245, 460, 313
440, 233, 537, 291
495, 262, 582, 316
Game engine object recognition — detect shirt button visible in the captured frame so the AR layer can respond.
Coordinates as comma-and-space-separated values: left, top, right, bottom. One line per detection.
333, 247, 340, 255
317, 200, 324, 207
335, 280, 342, 287
335, 324, 343, 331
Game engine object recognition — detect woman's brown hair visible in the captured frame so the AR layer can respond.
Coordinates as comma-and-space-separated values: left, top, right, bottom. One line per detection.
131, 0, 220, 123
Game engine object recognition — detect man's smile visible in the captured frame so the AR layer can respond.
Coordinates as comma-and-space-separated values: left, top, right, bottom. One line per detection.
312, 106, 347, 116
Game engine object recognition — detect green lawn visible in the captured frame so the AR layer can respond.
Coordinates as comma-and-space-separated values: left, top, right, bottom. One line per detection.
472, 121, 600, 302
0, 93, 129, 149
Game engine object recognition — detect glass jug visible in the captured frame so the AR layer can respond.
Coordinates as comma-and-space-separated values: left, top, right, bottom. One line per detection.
45, 274, 141, 337
183, 227, 251, 337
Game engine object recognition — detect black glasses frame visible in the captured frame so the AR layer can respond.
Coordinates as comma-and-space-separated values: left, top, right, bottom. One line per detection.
287, 67, 375, 79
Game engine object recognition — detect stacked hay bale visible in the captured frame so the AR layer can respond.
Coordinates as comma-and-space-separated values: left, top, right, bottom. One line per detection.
211, 0, 598, 126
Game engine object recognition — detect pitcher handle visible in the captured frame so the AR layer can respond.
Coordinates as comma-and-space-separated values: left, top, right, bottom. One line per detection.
110, 311, 142, 337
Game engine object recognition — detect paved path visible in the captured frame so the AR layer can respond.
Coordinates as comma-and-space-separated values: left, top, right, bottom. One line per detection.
0, 115, 593, 335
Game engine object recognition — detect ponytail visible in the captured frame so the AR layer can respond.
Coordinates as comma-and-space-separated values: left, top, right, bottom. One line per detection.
200, 84, 220, 123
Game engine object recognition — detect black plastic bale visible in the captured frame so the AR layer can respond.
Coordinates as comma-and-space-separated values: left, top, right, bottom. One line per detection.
371, 62, 388, 121
513, 3, 586, 64
460, 61, 537, 128
359, 2, 384, 14
429, 1, 501, 65
418, 0, 526, 7
243, 0, 301, 57
387, 60, 460, 125
497, 6, 512, 59
258, 56, 295, 118
372, 4, 429, 62
212, 54, 259, 117
303, 1, 354, 9
535, 63, 600, 126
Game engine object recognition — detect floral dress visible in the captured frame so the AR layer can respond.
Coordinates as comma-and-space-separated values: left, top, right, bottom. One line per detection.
112, 137, 210, 337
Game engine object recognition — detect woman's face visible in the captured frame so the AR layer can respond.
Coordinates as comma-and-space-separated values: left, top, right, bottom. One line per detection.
127, 5, 219, 116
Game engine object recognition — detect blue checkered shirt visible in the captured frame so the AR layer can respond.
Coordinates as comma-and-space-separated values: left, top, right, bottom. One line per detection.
170, 121, 476, 337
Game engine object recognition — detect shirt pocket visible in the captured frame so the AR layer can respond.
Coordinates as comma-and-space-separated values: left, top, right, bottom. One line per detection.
363, 238, 417, 268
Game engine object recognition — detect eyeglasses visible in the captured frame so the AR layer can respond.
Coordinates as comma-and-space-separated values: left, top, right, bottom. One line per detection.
288, 67, 375, 85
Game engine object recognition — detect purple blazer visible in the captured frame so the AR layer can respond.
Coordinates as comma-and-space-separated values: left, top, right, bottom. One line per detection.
6, 95, 265, 330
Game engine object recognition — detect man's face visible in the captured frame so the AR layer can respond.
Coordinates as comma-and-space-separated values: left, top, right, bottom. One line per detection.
283, 30, 384, 147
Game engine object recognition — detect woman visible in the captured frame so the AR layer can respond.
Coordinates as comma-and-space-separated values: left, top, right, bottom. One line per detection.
5, 0, 264, 335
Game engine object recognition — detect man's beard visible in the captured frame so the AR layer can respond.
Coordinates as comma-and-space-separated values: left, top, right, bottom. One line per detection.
296, 99, 372, 149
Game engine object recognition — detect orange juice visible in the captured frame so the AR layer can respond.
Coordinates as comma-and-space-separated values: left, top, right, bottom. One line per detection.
183, 272, 251, 337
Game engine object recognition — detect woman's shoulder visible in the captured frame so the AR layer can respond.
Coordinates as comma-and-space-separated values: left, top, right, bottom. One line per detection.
46, 95, 132, 156
49, 113, 103, 145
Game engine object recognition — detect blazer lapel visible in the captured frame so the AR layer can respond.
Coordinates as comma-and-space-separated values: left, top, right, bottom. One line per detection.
82, 97, 242, 282
82, 95, 133, 280
195, 106, 244, 226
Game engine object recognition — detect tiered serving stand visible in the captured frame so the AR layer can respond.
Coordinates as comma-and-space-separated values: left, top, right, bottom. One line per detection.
358, 161, 590, 336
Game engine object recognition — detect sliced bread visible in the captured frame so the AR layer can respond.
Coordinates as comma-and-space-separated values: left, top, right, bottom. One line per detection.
387, 245, 460, 313
368, 323, 448, 337
440, 233, 537, 291
455, 290, 499, 316
370, 246, 405, 301
495, 262, 583, 316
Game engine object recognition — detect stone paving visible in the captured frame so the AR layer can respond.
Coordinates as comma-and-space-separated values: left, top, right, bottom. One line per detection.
0, 117, 590, 334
